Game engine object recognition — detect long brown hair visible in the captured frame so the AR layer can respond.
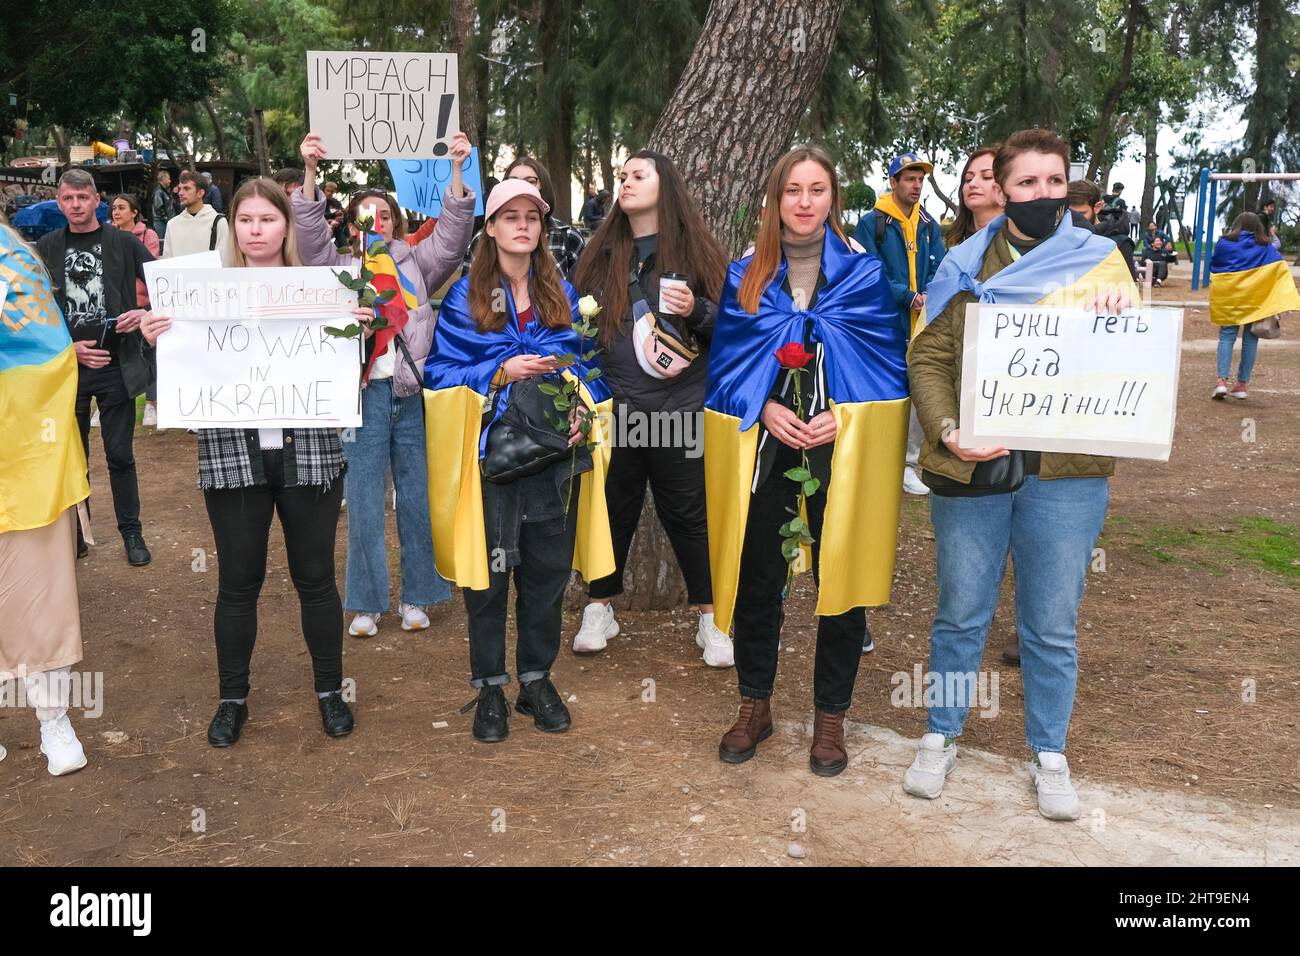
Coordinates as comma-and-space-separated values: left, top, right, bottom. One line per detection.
737, 145, 845, 314
944, 145, 999, 247
226, 177, 302, 268
467, 208, 571, 333
572, 149, 728, 347
1224, 212, 1270, 244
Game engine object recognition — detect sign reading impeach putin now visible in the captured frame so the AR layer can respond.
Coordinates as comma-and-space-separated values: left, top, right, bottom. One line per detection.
145, 265, 363, 429
307, 51, 459, 159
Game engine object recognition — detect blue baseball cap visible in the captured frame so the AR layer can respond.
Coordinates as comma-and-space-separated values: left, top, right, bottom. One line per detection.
888, 152, 934, 179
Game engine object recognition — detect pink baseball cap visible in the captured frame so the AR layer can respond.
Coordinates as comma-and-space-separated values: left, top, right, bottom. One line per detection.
485, 178, 550, 220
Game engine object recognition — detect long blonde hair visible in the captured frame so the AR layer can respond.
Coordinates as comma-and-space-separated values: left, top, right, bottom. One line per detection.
737, 145, 845, 314
226, 177, 302, 267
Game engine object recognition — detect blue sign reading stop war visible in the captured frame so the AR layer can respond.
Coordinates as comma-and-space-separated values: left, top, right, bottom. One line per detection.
387, 149, 485, 219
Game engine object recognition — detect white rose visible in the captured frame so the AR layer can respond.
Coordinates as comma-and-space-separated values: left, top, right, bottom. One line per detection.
577, 295, 602, 319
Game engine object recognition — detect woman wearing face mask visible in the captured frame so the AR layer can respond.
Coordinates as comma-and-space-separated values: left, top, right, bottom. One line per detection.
295, 132, 475, 639
904, 129, 1136, 820
139, 178, 368, 746
705, 145, 910, 776
423, 179, 613, 742
569, 150, 731, 665
943, 147, 1003, 247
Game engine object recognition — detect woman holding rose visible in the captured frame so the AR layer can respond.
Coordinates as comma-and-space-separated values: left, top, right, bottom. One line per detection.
423, 180, 614, 744
703, 145, 910, 776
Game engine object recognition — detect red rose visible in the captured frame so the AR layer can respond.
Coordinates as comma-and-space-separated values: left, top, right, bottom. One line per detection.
775, 341, 813, 369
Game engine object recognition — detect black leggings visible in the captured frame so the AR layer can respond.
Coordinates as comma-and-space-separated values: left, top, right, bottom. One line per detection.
588, 438, 713, 604
202, 450, 344, 699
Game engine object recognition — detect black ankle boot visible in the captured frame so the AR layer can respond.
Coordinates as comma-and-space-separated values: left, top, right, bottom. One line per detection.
318, 691, 354, 737
465, 685, 509, 743
516, 677, 571, 733
207, 700, 248, 747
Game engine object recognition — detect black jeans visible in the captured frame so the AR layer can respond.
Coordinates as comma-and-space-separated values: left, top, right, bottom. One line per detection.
734, 443, 865, 713
463, 506, 577, 688
74, 364, 141, 537
202, 449, 344, 700
1141, 256, 1169, 282
588, 434, 712, 604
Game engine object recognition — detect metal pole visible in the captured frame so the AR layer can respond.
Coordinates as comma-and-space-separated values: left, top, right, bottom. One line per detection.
1191, 168, 1207, 291
1201, 176, 1219, 288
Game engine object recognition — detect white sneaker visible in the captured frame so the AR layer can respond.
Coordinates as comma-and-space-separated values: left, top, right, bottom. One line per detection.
695, 612, 734, 668
573, 602, 618, 653
142, 402, 158, 426
399, 603, 429, 631
348, 613, 379, 638
0, 742, 7, 762
902, 466, 930, 496
90, 407, 101, 428
903, 732, 956, 798
1030, 751, 1081, 821
39, 715, 88, 776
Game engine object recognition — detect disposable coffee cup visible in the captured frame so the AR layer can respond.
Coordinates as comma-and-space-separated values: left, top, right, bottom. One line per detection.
658, 273, 689, 315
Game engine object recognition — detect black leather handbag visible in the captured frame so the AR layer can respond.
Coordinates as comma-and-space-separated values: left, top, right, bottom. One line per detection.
481, 379, 574, 484
923, 450, 1026, 498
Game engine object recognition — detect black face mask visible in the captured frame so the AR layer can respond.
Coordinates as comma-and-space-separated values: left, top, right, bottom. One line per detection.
1005, 197, 1067, 240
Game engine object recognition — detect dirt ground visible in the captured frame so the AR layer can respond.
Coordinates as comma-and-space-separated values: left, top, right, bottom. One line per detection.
2, 264, 1297, 866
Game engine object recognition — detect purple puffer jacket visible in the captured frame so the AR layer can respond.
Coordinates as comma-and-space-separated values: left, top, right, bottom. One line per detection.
292, 188, 476, 398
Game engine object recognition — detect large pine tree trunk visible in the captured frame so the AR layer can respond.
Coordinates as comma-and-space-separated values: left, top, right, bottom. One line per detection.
585, 0, 846, 613
647, 0, 848, 253
450, 0, 481, 146
1139, 114, 1157, 229
1085, 0, 1144, 181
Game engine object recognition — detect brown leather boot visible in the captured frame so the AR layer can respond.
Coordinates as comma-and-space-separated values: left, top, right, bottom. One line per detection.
809, 708, 848, 777
718, 696, 773, 764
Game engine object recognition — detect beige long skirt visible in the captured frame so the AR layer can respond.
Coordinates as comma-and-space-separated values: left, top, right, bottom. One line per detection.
0, 508, 83, 680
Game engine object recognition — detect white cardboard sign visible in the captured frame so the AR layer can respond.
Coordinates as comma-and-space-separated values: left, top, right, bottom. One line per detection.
959, 303, 1183, 461
307, 51, 459, 159
146, 265, 362, 429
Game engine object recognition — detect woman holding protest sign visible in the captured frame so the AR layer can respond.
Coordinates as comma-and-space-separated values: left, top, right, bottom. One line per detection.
422, 179, 613, 743
295, 130, 476, 639
704, 145, 910, 776
904, 128, 1136, 819
140, 178, 363, 747
568, 149, 731, 665
1209, 212, 1300, 400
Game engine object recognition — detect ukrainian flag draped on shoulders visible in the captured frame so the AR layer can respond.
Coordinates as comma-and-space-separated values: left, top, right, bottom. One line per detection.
1209, 233, 1300, 327
703, 224, 910, 633
918, 211, 1139, 335
0, 227, 88, 534
423, 275, 614, 591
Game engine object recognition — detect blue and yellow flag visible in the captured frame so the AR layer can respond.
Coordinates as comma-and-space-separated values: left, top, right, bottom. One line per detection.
919, 212, 1138, 335
0, 225, 89, 533
1209, 234, 1300, 327
361, 229, 419, 382
422, 275, 614, 591
704, 225, 910, 632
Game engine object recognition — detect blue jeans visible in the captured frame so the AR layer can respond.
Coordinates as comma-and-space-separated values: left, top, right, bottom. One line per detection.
926, 475, 1108, 753
343, 379, 451, 614
1217, 324, 1259, 381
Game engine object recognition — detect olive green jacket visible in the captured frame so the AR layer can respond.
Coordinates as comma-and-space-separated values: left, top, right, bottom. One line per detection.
907, 231, 1116, 484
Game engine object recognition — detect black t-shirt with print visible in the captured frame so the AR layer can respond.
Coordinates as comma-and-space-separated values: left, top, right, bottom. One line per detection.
62, 226, 117, 361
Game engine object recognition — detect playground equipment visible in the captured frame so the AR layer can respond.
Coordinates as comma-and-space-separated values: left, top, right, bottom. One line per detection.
1190, 169, 1300, 290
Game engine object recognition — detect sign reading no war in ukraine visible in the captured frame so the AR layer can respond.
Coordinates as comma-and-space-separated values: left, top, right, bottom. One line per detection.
307, 51, 459, 159
145, 265, 363, 430
959, 303, 1184, 461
